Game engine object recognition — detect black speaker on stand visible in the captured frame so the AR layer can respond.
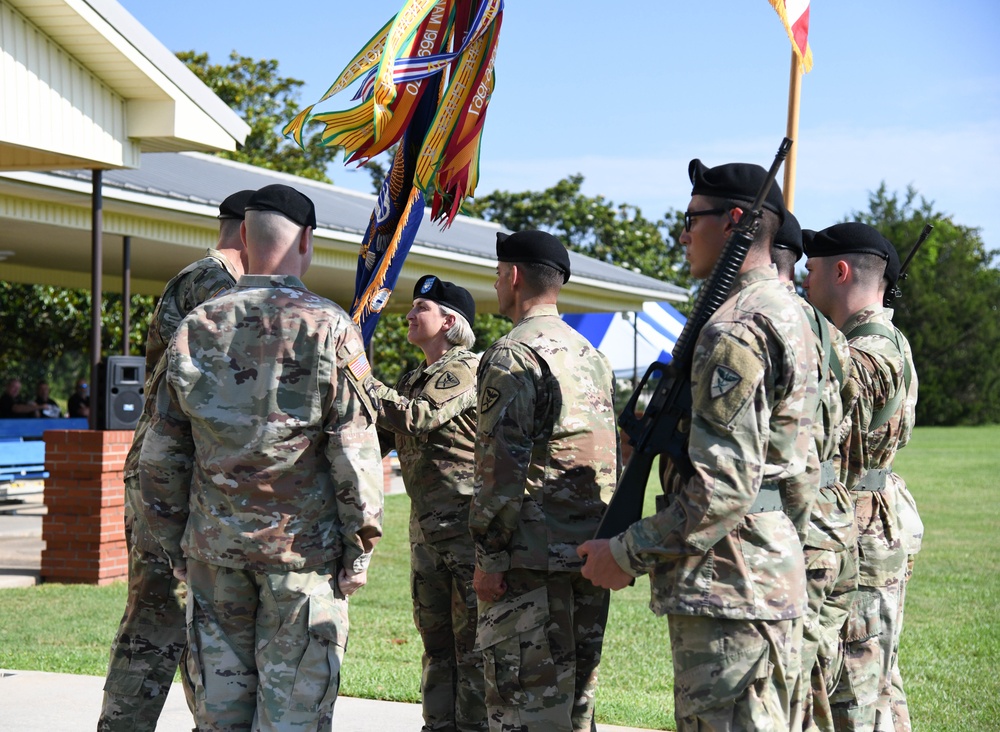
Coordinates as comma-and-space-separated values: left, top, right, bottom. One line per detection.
99, 355, 145, 430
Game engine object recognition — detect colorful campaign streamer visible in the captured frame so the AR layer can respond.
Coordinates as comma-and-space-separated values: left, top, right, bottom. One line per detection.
283, 0, 503, 227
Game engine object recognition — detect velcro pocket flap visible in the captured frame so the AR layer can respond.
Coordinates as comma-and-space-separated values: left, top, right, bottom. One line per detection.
474, 585, 549, 651
674, 641, 771, 718
843, 591, 880, 644
308, 591, 348, 649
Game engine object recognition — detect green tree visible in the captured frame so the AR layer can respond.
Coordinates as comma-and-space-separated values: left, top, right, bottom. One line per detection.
852, 185, 1000, 425
178, 51, 342, 182
464, 174, 692, 300
0, 283, 155, 404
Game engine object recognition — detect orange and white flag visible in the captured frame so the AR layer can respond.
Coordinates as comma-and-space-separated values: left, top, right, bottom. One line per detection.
769, 0, 813, 72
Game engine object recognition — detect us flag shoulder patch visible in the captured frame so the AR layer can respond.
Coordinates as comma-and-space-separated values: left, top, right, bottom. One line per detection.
347, 352, 372, 381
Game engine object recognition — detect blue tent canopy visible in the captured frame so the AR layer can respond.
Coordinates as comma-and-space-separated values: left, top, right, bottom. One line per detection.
563, 302, 687, 380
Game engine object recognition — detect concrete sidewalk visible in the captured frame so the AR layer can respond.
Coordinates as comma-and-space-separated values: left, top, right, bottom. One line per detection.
0, 497, 661, 732
0, 670, 660, 731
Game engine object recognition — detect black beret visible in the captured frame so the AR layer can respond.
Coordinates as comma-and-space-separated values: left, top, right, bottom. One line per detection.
217, 189, 256, 220
803, 222, 900, 285
773, 210, 803, 259
496, 230, 571, 283
245, 184, 317, 229
688, 159, 786, 223
413, 274, 476, 326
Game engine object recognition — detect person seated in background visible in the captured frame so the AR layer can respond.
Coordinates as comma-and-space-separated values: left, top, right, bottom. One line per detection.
0, 378, 37, 418
34, 381, 62, 418
67, 378, 90, 418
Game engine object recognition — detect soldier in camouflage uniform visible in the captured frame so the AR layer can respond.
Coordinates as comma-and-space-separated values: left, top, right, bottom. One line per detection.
803, 222, 918, 732
373, 274, 486, 732
580, 160, 821, 732
470, 229, 619, 732
99, 189, 252, 732
139, 184, 384, 731
772, 212, 857, 732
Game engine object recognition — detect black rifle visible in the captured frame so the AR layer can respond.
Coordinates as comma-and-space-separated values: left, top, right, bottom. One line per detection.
883, 223, 933, 306
593, 138, 793, 540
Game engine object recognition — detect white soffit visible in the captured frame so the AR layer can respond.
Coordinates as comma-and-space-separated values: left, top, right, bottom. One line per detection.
0, 0, 248, 170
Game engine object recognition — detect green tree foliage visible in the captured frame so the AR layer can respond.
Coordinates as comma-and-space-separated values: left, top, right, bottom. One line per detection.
177, 51, 342, 182
464, 174, 692, 302
852, 185, 1000, 425
0, 283, 155, 403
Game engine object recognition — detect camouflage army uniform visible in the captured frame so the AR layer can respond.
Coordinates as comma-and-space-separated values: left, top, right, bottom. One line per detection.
788, 283, 858, 732
99, 249, 237, 732
139, 274, 384, 732
470, 304, 619, 732
375, 345, 487, 732
877, 322, 920, 732
610, 266, 820, 732
829, 306, 917, 732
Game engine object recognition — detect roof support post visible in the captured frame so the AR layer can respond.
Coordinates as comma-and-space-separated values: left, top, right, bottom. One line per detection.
122, 235, 131, 356
89, 170, 103, 430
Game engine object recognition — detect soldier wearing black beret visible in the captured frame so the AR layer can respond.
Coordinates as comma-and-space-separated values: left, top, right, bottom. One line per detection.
804, 220, 919, 731
245, 183, 317, 229
770, 209, 859, 732
371, 273, 486, 732
580, 159, 821, 732
99, 188, 252, 729
217, 189, 256, 220
495, 229, 572, 284
471, 229, 618, 730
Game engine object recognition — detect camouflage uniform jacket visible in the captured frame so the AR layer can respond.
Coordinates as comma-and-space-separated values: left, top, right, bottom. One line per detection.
375, 346, 479, 544
610, 266, 819, 620
139, 274, 384, 573
124, 250, 238, 552
791, 283, 857, 554
840, 306, 918, 582
470, 304, 619, 574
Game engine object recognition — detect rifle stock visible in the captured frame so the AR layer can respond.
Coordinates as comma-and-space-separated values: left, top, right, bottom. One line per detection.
593, 138, 793, 541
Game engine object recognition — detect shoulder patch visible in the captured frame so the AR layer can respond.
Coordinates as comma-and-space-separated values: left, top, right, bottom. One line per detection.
435, 371, 461, 390
347, 352, 372, 381
710, 365, 742, 398
481, 386, 501, 413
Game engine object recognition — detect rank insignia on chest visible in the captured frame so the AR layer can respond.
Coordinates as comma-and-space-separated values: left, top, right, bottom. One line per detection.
481, 386, 501, 413
347, 352, 372, 381
710, 365, 741, 398
435, 371, 461, 390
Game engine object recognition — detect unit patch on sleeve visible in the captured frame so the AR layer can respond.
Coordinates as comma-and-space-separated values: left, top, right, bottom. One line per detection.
481, 386, 501, 413
435, 371, 461, 390
710, 365, 742, 398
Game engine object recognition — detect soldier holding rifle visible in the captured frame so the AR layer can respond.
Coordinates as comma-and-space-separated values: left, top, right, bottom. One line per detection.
579, 156, 821, 731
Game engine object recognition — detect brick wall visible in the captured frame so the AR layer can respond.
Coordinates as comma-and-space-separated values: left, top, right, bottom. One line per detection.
40, 430, 131, 585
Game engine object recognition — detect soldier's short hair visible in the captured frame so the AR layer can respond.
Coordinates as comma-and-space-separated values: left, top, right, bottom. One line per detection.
518, 261, 565, 294
437, 303, 476, 349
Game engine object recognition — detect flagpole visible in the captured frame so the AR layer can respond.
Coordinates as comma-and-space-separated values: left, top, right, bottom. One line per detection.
783, 49, 802, 213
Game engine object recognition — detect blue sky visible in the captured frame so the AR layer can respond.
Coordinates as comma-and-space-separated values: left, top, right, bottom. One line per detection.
119, 1, 1000, 248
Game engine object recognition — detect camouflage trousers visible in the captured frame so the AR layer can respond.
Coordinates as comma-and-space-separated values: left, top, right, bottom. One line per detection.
184, 558, 348, 732
475, 568, 609, 732
830, 491, 906, 732
801, 547, 857, 732
98, 542, 187, 732
874, 555, 916, 732
667, 614, 803, 732
411, 537, 486, 732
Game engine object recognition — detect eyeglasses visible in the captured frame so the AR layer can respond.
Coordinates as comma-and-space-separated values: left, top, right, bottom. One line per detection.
684, 208, 727, 232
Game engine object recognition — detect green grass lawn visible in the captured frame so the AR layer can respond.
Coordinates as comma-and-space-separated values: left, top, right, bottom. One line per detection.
0, 425, 997, 729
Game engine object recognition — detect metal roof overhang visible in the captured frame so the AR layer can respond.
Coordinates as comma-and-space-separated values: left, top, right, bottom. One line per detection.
0, 153, 689, 314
